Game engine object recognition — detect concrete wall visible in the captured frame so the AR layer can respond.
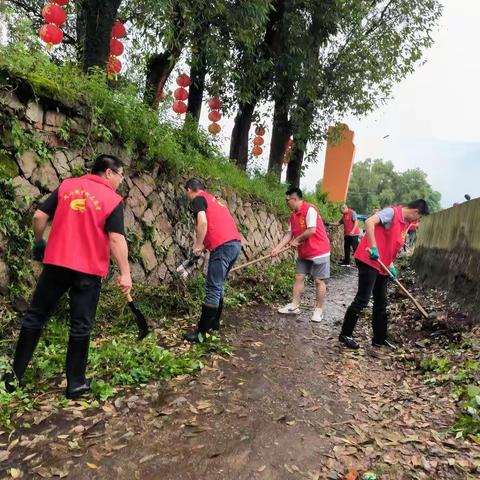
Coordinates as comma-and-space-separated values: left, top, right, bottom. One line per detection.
413, 199, 480, 316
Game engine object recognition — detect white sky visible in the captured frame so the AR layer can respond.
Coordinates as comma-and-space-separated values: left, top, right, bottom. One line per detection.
194, 0, 479, 209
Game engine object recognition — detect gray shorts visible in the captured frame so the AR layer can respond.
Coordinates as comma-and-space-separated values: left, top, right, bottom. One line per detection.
296, 256, 330, 279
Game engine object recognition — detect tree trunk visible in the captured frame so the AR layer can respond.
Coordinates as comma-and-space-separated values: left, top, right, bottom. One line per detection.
144, 50, 181, 107
186, 50, 207, 126
81, 0, 121, 73
268, 99, 291, 180
229, 102, 256, 171
75, 0, 87, 63
286, 145, 305, 188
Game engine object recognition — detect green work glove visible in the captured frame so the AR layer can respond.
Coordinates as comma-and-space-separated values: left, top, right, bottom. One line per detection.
388, 266, 398, 281
368, 246, 379, 260
32, 239, 47, 262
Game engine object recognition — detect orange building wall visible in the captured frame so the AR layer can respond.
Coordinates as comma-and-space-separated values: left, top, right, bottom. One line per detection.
322, 125, 356, 203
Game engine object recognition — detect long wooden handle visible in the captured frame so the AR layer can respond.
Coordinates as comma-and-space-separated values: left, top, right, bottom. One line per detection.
126, 293, 133, 303
376, 258, 429, 319
230, 246, 291, 273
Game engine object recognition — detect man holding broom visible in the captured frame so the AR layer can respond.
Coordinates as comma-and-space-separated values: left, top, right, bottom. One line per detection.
3, 154, 132, 399
339, 199, 429, 350
271, 187, 331, 322
183, 178, 241, 343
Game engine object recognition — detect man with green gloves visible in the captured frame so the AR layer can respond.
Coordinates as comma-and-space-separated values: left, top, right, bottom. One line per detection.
339, 200, 429, 350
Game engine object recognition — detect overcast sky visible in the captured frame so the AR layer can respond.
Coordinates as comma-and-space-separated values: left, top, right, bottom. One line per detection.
203, 0, 479, 208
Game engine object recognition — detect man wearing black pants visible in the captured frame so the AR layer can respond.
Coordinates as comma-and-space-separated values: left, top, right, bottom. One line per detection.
4, 155, 132, 399
339, 200, 429, 350
331, 204, 360, 266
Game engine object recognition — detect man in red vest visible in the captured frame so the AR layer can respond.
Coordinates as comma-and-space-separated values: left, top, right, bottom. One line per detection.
331, 203, 361, 266
4, 155, 132, 399
183, 178, 242, 342
271, 188, 330, 323
339, 199, 429, 350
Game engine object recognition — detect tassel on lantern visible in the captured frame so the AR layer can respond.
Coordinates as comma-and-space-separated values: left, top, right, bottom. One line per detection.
283, 137, 293, 167
207, 97, 222, 135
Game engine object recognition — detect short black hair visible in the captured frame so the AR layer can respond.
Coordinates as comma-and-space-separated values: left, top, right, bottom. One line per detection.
407, 199, 429, 215
286, 187, 303, 198
185, 177, 205, 191
91, 154, 123, 174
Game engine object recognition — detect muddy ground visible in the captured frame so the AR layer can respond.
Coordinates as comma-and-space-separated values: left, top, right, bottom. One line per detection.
1, 268, 479, 479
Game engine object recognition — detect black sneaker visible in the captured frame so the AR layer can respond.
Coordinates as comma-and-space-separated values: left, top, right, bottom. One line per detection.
372, 339, 397, 350
339, 334, 360, 349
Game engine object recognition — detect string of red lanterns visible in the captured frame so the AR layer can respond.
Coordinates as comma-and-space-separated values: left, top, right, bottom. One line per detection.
172, 74, 191, 114
207, 97, 221, 134
252, 126, 265, 156
39, 1, 68, 49
107, 19, 126, 79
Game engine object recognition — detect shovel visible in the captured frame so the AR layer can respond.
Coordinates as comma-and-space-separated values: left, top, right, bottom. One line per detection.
126, 293, 150, 340
176, 253, 203, 279
375, 258, 431, 319
230, 246, 291, 273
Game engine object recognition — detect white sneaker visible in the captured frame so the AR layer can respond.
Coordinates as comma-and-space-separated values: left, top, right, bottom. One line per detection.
278, 303, 300, 314
311, 308, 324, 323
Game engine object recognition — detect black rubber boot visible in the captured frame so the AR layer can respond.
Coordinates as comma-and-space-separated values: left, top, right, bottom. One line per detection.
211, 298, 224, 331
3, 327, 42, 392
65, 336, 91, 400
183, 305, 218, 343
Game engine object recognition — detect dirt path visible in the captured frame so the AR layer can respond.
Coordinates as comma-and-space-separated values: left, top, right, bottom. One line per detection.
1, 270, 479, 479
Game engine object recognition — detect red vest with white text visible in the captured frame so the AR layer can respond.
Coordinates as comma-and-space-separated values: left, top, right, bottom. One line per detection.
197, 191, 241, 252
290, 202, 330, 259
355, 205, 408, 275
44, 174, 123, 276
342, 209, 361, 236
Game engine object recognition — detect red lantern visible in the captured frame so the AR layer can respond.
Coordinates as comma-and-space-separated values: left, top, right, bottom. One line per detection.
176, 74, 191, 88
255, 126, 265, 136
253, 136, 264, 146
107, 56, 122, 74
39, 24, 63, 45
208, 97, 221, 110
55, 0, 69, 5
110, 38, 124, 56
174, 87, 189, 101
111, 20, 126, 39
42, 3, 66, 25
208, 110, 221, 122
208, 123, 221, 135
172, 100, 188, 114
252, 145, 263, 156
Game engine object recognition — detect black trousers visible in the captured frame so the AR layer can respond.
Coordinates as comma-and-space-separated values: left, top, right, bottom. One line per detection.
22, 265, 101, 337
343, 235, 359, 264
340, 260, 389, 343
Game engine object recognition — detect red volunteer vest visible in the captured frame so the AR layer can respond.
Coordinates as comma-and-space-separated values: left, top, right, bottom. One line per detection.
197, 191, 241, 252
355, 205, 408, 275
342, 209, 361, 236
290, 202, 330, 259
44, 174, 123, 277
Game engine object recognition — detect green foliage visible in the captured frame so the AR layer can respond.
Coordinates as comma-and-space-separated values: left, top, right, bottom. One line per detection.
0, 164, 34, 299
344, 158, 442, 214
420, 356, 450, 373
453, 385, 480, 441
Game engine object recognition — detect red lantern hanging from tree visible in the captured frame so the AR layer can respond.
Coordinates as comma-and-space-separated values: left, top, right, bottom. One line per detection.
107, 56, 122, 75
208, 97, 221, 110
252, 125, 265, 156
42, 3, 66, 25
208, 123, 221, 135
174, 87, 189, 101
111, 20, 126, 39
283, 137, 293, 165
176, 74, 191, 88
172, 100, 188, 115
208, 110, 221, 122
109, 38, 124, 56
252, 145, 263, 156
39, 23, 63, 47
55, 0, 69, 5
